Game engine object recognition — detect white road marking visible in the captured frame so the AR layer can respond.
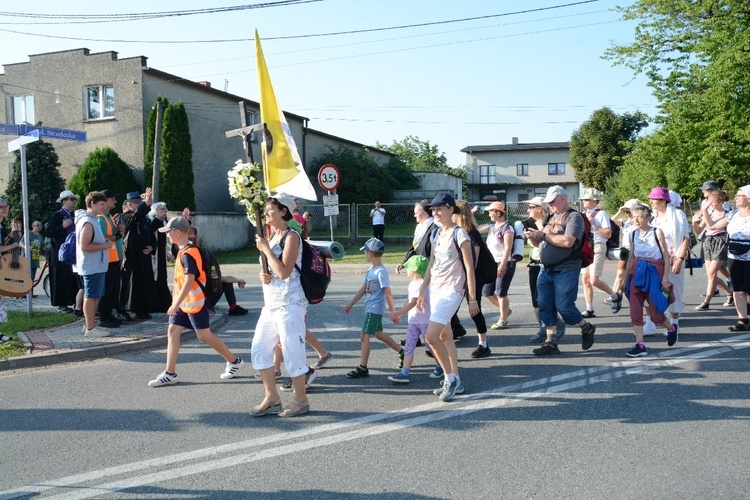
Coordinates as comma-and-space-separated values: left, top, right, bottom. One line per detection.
3, 334, 748, 499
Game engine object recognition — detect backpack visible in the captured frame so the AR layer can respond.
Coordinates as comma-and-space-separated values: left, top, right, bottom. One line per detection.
592, 208, 620, 250
499, 221, 525, 262
58, 232, 77, 265
183, 244, 223, 306
280, 229, 331, 304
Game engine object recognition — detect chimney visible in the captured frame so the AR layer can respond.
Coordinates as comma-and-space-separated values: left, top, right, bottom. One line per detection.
198, 81, 212, 88
512, 137, 519, 145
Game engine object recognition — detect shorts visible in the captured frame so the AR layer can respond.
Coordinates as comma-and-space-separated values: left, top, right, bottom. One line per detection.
585, 242, 607, 277
702, 234, 727, 262
482, 261, 516, 298
729, 259, 750, 293
169, 305, 211, 330
82, 272, 106, 299
428, 287, 464, 326
362, 312, 383, 336
252, 304, 308, 377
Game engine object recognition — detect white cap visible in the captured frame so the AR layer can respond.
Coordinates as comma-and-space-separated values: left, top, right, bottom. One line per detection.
269, 192, 296, 215
543, 185, 566, 203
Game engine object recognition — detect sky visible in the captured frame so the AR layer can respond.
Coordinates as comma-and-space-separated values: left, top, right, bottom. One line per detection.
0, 0, 656, 169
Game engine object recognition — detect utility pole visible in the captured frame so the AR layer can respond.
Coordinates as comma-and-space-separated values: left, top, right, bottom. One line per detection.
151, 101, 164, 202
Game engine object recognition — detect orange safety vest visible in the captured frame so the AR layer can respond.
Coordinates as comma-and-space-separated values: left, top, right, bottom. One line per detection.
174, 246, 206, 314
98, 213, 120, 263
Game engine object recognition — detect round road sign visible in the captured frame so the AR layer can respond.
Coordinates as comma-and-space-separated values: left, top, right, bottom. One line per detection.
318, 163, 341, 191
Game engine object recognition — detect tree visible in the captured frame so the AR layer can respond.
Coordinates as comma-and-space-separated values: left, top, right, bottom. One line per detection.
569, 107, 648, 191
159, 101, 195, 210
375, 135, 451, 172
310, 145, 399, 204
604, 0, 750, 195
143, 96, 169, 189
5, 139, 65, 225
67, 147, 139, 213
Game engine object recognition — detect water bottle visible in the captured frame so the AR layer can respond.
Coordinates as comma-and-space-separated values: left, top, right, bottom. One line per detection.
210, 265, 218, 280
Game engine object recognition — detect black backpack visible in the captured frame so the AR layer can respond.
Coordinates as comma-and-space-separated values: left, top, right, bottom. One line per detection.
183, 244, 223, 306
280, 229, 331, 304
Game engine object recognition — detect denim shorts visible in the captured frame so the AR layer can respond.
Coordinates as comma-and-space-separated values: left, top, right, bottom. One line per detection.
82, 272, 106, 299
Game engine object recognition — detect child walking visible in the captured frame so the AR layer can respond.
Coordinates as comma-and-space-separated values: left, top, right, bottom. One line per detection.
344, 238, 404, 378
388, 255, 431, 383
148, 216, 245, 386
620, 205, 679, 357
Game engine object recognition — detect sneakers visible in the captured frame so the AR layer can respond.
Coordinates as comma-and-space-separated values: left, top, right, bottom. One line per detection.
398, 349, 405, 368
311, 352, 333, 369
470, 345, 492, 358
666, 324, 679, 346
429, 365, 444, 379
602, 296, 613, 305
643, 320, 657, 336
148, 371, 177, 387
723, 296, 735, 307
432, 378, 465, 395
582, 310, 596, 319
611, 293, 623, 314
388, 372, 410, 384
626, 344, 648, 357
490, 321, 508, 330
84, 326, 111, 338
529, 328, 546, 343
435, 378, 459, 401
581, 322, 596, 350
220, 358, 245, 379
228, 305, 248, 316
533, 341, 560, 356
280, 367, 317, 391
694, 302, 710, 311
345, 366, 369, 378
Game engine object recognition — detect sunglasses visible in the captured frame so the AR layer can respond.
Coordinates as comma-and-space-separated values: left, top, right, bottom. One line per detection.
527, 205, 539, 209
0, 205, 8, 209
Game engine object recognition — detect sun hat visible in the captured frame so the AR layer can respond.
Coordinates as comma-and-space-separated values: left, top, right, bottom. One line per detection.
521, 196, 547, 208
487, 201, 506, 212
543, 185, 566, 203
739, 185, 750, 198
427, 193, 456, 207
269, 192, 296, 215
158, 216, 190, 233
125, 191, 142, 202
623, 199, 642, 211
403, 255, 429, 277
700, 180, 719, 191
57, 190, 80, 203
579, 188, 600, 201
360, 237, 385, 253
647, 186, 670, 202
669, 190, 683, 207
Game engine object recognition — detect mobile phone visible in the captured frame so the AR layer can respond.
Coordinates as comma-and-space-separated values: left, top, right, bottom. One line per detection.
521, 217, 537, 230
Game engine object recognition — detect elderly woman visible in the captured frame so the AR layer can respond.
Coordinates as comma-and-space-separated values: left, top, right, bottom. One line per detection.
251, 193, 313, 417
726, 185, 750, 331
692, 190, 733, 309
148, 202, 172, 312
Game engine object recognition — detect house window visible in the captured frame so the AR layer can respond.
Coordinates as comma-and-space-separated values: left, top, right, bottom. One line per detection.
11, 95, 35, 124
85, 85, 115, 120
479, 164, 495, 184
548, 162, 566, 175
516, 163, 529, 176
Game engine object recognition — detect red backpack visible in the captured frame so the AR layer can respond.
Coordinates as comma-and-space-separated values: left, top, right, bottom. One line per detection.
573, 210, 594, 268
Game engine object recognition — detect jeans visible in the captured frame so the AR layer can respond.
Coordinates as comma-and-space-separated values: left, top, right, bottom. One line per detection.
537, 267, 583, 328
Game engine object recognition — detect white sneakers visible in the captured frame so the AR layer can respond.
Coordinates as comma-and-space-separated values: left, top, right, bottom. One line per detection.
84, 326, 111, 338
148, 371, 178, 387
220, 359, 246, 379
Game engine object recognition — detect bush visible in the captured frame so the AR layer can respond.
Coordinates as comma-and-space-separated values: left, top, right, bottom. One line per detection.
67, 147, 139, 212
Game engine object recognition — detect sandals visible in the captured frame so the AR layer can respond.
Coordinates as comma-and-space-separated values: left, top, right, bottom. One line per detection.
346, 366, 369, 378
728, 321, 750, 332
249, 400, 282, 417
611, 293, 623, 314
278, 399, 310, 418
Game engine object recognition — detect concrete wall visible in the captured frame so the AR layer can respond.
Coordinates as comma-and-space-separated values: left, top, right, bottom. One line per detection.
187, 212, 252, 252
0, 49, 146, 187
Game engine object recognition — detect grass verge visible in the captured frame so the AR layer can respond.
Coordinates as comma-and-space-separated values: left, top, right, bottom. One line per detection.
0, 310, 80, 358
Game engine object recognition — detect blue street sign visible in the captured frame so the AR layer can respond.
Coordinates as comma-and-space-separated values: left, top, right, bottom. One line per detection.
19, 125, 86, 142
0, 123, 21, 135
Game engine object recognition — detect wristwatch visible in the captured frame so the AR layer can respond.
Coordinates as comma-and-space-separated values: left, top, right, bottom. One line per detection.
541, 233, 547, 242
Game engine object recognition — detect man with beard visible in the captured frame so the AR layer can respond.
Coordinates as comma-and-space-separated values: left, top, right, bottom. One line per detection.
119, 189, 155, 320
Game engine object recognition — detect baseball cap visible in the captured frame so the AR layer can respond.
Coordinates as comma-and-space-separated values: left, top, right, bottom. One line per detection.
521, 196, 547, 208
487, 201, 506, 212
270, 192, 296, 215
700, 180, 719, 191
158, 216, 191, 233
102, 189, 118, 199
543, 185, 566, 203
360, 237, 385, 253
427, 193, 456, 207
403, 255, 429, 277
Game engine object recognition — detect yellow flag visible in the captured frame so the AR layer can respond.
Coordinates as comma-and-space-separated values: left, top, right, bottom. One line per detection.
255, 30, 318, 201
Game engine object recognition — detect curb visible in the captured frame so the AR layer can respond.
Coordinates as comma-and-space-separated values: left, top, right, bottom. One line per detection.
0, 313, 228, 371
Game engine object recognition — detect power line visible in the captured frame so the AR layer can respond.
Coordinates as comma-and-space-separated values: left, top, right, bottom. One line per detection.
0, 1, 599, 43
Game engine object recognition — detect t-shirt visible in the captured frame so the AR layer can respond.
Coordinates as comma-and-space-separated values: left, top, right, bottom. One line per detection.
727, 212, 750, 261
408, 278, 430, 324
181, 252, 200, 278
588, 208, 611, 244
430, 225, 470, 290
486, 221, 513, 263
370, 208, 385, 225
621, 219, 636, 251
540, 209, 584, 271
27, 232, 44, 268
364, 264, 390, 315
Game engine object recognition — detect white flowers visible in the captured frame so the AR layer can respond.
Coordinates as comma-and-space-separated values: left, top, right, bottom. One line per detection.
228, 160, 267, 226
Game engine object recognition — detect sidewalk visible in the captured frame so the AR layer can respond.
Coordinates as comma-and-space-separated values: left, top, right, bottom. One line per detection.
1, 294, 226, 371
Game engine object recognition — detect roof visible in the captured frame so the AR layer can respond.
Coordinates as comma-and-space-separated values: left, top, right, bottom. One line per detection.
306, 128, 395, 157
142, 67, 310, 123
461, 141, 570, 153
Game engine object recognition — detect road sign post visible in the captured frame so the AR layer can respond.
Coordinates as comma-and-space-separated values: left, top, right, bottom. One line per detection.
318, 164, 341, 241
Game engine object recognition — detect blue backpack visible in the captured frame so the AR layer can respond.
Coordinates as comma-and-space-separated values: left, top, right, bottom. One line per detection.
58, 232, 77, 265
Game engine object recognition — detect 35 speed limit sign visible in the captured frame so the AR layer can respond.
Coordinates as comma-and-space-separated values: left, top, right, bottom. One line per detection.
317, 163, 340, 192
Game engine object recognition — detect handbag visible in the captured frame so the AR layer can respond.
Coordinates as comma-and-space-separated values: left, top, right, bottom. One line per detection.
686, 250, 703, 276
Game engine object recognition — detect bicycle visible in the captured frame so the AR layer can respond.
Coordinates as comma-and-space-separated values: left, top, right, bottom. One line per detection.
32, 260, 50, 298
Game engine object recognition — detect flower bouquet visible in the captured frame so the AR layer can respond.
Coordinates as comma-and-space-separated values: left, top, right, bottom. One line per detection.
227, 160, 266, 226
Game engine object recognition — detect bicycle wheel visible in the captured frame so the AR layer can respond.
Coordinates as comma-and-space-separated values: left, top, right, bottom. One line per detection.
43, 275, 50, 298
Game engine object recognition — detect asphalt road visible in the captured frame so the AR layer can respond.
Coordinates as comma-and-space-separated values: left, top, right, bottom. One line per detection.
2, 262, 750, 499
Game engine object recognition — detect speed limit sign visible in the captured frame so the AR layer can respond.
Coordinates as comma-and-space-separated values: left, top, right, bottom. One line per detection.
317, 163, 341, 192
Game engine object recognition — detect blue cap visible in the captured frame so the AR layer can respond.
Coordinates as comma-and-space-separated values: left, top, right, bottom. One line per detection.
360, 238, 385, 253
427, 193, 456, 207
